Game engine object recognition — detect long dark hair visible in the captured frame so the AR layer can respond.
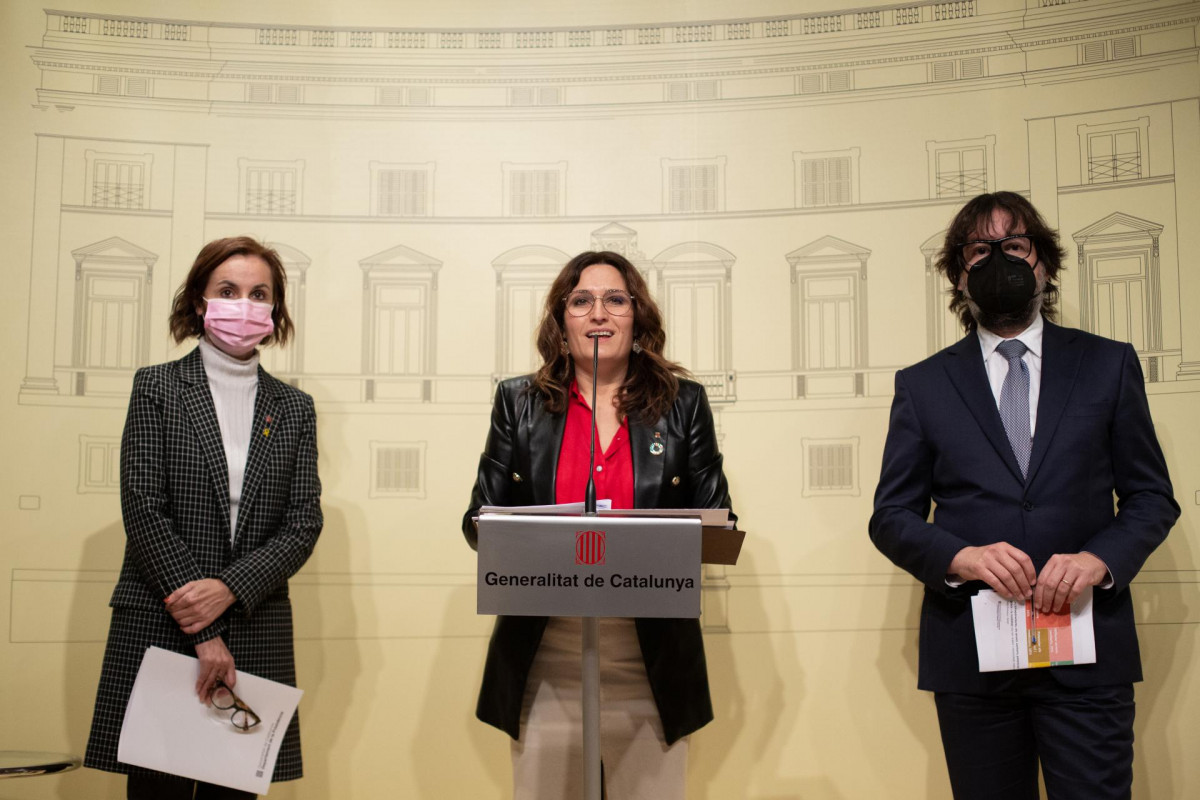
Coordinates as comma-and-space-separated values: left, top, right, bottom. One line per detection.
531, 250, 688, 426
168, 236, 294, 346
936, 191, 1067, 332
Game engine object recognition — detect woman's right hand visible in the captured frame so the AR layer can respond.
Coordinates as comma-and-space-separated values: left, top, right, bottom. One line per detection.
194, 636, 236, 704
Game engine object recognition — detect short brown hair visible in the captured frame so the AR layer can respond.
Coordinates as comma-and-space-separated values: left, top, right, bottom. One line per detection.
935, 191, 1067, 333
531, 250, 688, 426
168, 237, 294, 346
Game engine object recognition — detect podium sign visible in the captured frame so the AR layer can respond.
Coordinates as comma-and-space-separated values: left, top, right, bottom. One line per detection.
477, 514, 701, 618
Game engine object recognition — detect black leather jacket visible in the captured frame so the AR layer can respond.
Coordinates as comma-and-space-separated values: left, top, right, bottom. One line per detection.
462, 375, 734, 744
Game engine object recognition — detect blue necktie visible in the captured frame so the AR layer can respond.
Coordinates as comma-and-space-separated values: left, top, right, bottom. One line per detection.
996, 339, 1031, 477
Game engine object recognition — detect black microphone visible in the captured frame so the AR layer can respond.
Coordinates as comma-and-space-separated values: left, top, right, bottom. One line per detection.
583, 331, 607, 516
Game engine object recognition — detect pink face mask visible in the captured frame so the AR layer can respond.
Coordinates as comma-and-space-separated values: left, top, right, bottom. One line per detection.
203, 298, 274, 358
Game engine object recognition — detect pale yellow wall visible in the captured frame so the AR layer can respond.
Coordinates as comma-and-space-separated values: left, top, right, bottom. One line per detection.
1, 0, 1198, 797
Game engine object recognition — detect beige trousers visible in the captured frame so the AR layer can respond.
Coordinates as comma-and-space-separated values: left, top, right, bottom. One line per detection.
511, 616, 688, 800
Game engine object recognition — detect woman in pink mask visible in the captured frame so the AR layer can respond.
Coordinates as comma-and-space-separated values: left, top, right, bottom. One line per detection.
85, 237, 323, 800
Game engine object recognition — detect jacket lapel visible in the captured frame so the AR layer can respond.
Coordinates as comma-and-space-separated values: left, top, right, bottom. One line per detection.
179, 348, 231, 524
943, 331, 1026, 484
527, 393, 566, 505
234, 368, 279, 543
1026, 321, 1082, 486
630, 413, 668, 509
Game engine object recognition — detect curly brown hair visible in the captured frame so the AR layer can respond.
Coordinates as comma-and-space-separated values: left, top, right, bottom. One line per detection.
168, 236, 294, 346
531, 250, 688, 426
935, 191, 1067, 333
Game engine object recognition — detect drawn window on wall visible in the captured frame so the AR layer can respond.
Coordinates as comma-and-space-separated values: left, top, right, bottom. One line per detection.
239, 158, 304, 215
926, 136, 995, 199
79, 436, 120, 493
69, 237, 157, 392
787, 236, 870, 373
793, 149, 859, 208
492, 245, 571, 378
369, 441, 426, 498
920, 229, 960, 355
84, 150, 152, 210
1072, 213, 1165, 372
661, 158, 725, 213
802, 437, 859, 497
371, 161, 434, 217
650, 243, 735, 401
502, 162, 566, 217
1077, 117, 1149, 186
257, 243, 310, 378
359, 244, 442, 381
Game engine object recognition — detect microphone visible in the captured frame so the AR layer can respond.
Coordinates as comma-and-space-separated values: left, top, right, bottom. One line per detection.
583, 331, 609, 516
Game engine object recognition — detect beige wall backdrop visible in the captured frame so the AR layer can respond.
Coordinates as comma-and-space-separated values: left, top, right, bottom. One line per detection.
2, 0, 1198, 797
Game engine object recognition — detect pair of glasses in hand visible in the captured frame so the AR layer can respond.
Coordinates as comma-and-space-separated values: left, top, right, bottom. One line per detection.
211, 679, 261, 731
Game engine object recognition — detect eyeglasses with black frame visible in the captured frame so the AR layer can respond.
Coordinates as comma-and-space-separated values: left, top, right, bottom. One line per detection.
958, 235, 1034, 268
211, 679, 262, 732
563, 290, 635, 317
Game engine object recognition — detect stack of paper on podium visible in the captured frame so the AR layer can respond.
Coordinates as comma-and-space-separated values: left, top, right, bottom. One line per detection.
117, 646, 303, 795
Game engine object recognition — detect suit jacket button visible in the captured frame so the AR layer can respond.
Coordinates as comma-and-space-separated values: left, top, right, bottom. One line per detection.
512, 473, 522, 482
1022, 501, 1034, 511
671, 476, 680, 486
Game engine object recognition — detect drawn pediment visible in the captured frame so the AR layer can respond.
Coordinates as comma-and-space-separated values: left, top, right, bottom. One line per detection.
1072, 212, 1163, 244
787, 235, 871, 265
268, 242, 312, 271
70, 236, 158, 266
652, 242, 735, 268
592, 222, 637, 237
919, 230, 948, 257
492, 245, 571, 274
359, 243, 442, 272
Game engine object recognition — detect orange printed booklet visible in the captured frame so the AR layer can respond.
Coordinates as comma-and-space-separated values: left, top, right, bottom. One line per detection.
970, 587, 1096, 672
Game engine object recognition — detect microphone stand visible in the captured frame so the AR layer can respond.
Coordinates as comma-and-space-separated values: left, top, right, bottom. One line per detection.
582, 333, 601, 800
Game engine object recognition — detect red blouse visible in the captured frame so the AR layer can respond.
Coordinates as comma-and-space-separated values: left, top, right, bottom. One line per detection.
555, 381, 634, 510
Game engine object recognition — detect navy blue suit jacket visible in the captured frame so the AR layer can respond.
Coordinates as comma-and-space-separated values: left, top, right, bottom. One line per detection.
870, 320, 1179, 693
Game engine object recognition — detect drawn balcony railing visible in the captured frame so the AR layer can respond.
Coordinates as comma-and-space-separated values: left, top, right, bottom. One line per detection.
736, 366, 900, 401
274, 372, 494, 404
92, 182, 145, 209
245, 191, 297, 215
1136, 348, 1182, 383
1088, 154, 1141, 183
936, 169, 987, 198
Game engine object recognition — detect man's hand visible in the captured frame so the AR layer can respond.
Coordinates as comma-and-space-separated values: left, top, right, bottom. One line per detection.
1033, 552, 1108, 614
194, 636, 236, 704
165, 579, 236, 635
948, 542, 1036, 601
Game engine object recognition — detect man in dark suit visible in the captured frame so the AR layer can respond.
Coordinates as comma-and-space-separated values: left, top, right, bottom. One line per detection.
870, 192, 1179, 799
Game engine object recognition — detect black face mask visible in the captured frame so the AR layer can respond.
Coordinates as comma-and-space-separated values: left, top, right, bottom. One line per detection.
965, 249, 1038, 314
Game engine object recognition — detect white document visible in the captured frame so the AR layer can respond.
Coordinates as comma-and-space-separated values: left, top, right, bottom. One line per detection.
970, 587, 1096, 672
117, 646, 303, 795
479, 500, 612, 515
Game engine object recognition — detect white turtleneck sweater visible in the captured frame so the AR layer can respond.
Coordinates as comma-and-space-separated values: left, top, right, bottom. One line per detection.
198, 338, 259, 541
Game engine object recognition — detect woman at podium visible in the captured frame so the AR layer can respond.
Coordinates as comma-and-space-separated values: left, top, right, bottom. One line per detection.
463, 250, 734, 798
84, 237, 323, 799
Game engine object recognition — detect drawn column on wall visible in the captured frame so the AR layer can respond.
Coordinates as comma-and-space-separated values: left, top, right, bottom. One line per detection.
492, 245, 571, 380
21, 135, 66, 399
787, 236, 870, 398
359, 244, 441, 403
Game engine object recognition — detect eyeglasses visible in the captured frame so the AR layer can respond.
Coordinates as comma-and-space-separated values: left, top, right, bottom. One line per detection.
563, 290, 635, 317
211, 679, 261, 732
959, 235, 1034, 267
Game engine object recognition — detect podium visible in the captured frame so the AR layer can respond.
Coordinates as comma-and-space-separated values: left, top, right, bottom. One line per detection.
477, 508, 743, 800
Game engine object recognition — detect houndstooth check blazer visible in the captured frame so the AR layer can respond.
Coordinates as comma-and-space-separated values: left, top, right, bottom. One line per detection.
85, 346, 323, 782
